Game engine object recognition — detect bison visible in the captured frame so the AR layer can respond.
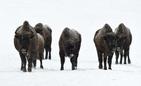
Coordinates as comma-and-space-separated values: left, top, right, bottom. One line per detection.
14, 21, 44, 72
115, 23, 132, 64
34, 23, 52, 60
94, 24, 116, 70
59, 27, 81, 70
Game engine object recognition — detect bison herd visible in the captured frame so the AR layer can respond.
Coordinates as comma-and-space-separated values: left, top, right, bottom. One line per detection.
14, 21, 132, 72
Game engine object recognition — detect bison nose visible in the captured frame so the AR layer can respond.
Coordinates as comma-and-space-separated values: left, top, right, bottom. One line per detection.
21, 49, 27, 55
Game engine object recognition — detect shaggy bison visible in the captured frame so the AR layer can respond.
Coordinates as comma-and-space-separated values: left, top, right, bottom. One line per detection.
59, 27, 81, 70
94, 24, 116, 70
14, 21, 44, 72
34, 23, 52, 60
115, 23, 132, 64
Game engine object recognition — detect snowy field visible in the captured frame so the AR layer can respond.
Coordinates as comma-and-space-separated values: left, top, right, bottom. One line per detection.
0, 0, 141, 86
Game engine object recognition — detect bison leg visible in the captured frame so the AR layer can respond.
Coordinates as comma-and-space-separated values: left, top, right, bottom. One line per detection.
70, 54, 78, 70
33, 60, 36, 68
125, 48, 131, 64
108, 53, 113, 70
40, 53, 44, 69
97, 51, 103, 69
45, 47, 48, 59
124, 48, 131, 64
103, 54, 107, 70
127, 49, 131, 64
115, 50, 119, 64
128, 56, 131, 64
124, 49, 127, 64
27, 58, 32, 72
74, 54, 78, 68
70, 57, 75, 70
48, 47, 51, 60
40, 59, 43, 69
19, 52, 26, 72
45, 46, 51, 60
120, 51, 123, 64
59, 51, 65, 70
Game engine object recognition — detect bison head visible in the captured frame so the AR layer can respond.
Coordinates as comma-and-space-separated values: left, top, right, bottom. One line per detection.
15, 21, 34, 56
34, 23, 43, 33
103, 32, 116, 54
115, 23, 127, 52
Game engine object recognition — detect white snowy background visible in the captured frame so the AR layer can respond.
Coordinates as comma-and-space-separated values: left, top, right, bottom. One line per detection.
0, 0, 141, 86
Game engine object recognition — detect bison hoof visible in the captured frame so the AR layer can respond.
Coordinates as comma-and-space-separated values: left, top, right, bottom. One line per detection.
128, 61, 131, 64
23, 68, 27, 72
60, 67, 64, 70
72, 66, 77, 70
49, 57, 51, 60
109, 68, 112, 70
124, 62, 126, 64
115, 61, 118, 64
33, 64, 36, 68
21, 67, 24, 71
99, 66, 103, 69
104, 67, 107, 70
40, 66, 44, 69
28, 68, 32, 72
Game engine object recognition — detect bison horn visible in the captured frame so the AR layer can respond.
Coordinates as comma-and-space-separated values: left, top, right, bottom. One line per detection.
104, 23, 110, 28
23, 21, 30, 30
104, 23, 112, 32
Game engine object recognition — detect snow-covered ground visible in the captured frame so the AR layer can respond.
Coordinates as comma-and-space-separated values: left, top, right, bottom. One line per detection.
0, 0, 141, 86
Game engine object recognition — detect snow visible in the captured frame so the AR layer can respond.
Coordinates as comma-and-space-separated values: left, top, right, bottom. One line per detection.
0, 0, 141, 86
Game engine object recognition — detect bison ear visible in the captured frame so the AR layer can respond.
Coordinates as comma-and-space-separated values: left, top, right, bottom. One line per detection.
15, 33, 20, 39
15, 30, 19, 38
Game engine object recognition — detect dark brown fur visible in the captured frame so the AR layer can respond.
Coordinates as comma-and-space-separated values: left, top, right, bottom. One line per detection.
59, 27, 81, 70
94, 24, 116, 70
14, 21, 44, 72
115, 23, 132, 64
34, 23, 52, 60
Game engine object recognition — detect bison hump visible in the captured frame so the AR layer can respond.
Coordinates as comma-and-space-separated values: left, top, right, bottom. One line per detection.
63, 28, 80, 42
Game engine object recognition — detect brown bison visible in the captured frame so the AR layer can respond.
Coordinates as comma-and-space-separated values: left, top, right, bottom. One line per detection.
115, 23, 132, 64
34, 23, 52, 60
59, 27, 81, 70
14, 21, 44, 72
94, 24, 116, 70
